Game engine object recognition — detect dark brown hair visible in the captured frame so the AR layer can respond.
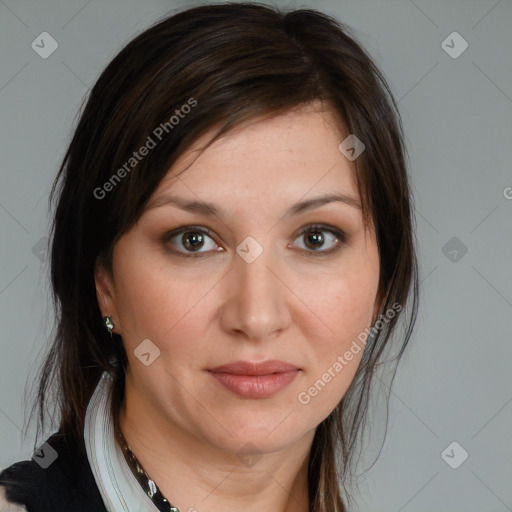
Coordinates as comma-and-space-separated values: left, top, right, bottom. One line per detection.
35, 3, 418, 511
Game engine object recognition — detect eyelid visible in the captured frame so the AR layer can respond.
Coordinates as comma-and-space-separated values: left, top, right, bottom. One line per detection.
162, 223, 347, 258
162, 225, 221, 257
290, 223, 347, 256
294, 223, 347, 243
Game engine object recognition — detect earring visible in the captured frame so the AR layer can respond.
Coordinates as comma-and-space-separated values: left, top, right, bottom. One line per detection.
104, 316, 115, 335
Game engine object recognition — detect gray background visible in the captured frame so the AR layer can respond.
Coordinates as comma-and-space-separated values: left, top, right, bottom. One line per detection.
1, 0, 511, 510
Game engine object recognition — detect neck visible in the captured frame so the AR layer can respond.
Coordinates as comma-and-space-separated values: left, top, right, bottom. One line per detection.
118, 394, 313, 512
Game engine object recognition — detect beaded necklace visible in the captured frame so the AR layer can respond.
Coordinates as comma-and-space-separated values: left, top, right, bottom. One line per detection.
116, 426, 180, 512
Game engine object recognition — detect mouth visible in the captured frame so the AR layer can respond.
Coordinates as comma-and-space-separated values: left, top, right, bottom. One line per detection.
207, 360, 300, 399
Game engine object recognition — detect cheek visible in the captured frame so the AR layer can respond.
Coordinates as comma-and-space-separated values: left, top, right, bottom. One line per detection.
295, 284, 374, 421
304, 259, 379, 353
109, 237, 175, 344
112, 240, 216, 359
295, 247, 379, 411
301, 280, 374, 393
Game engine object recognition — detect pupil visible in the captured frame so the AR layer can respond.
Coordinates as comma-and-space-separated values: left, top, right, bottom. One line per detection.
305, 231, 324, 249
180, 231, 325, 252
183, 232, 204, 251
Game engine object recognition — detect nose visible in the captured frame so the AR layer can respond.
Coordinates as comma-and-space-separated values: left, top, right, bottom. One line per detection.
218, 242, 292, 342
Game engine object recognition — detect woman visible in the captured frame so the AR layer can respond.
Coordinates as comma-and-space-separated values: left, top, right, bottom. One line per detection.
0, 2, 418, 511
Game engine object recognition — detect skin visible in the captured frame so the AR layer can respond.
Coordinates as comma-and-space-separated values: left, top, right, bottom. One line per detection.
95, 102, 381, 512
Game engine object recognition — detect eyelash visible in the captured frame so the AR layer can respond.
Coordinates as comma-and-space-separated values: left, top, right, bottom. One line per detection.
162, 224, 347, 259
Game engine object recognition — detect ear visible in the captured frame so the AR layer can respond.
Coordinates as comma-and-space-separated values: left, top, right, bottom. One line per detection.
94, 260, 118, 332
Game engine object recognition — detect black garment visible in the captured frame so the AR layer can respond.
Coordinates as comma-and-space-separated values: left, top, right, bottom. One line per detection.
0, 431, 106, 512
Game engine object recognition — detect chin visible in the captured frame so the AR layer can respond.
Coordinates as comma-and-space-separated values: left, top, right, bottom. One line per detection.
197, 409, 311, 455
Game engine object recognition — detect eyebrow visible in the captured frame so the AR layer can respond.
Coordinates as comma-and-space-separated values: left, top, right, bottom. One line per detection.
146, 192, 361, 217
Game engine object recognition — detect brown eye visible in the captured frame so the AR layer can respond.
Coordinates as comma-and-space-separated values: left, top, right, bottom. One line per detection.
292, 224, 346, 255
163, 226, 221, 257
181, 231, 206, 251
303, 231, 325, 250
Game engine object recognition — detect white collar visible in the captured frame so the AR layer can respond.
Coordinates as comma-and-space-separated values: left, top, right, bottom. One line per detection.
84, 371, 160, 512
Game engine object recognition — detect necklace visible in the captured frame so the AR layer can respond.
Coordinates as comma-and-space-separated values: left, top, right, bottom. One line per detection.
116, 426, 180, 512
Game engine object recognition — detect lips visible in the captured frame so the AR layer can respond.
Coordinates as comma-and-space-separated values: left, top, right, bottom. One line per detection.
208, 360, 300, 399
209, 360, 299, 375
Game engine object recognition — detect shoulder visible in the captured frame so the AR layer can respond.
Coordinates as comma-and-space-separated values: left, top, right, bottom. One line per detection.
0, 431, 106, 512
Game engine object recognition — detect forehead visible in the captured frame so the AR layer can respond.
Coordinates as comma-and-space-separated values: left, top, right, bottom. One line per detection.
152, 105, 358, 206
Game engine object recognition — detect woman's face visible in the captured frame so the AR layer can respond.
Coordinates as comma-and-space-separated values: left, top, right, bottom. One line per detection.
96, 104, 381, 456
